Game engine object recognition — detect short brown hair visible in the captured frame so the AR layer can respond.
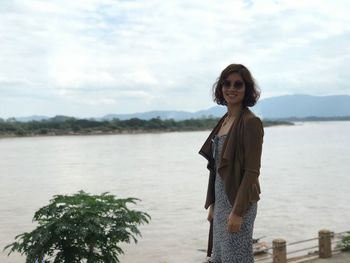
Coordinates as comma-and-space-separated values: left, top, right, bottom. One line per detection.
212, 64, 260, 107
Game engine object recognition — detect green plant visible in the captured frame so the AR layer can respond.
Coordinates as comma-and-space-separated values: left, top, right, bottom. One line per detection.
337, 231, 350, 251
4, 191, 150, 263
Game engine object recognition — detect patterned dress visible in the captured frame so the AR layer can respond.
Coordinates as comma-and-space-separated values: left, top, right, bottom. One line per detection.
212, 134, 257, 263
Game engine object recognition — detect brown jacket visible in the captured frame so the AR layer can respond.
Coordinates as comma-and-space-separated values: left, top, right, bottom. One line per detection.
199, 107, 264, 217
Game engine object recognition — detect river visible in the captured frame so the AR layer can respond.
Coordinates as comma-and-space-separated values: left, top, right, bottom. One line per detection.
0, 121, 349, 262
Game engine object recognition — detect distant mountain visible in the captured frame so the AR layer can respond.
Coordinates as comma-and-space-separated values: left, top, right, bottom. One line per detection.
5, 94, 350, 122
253, 94, 350, 119
101, 110, 195, 121
101, 108, 227, 120
14, 115, 50, 122
102, 94, 350, 120
190, 107, 226, 119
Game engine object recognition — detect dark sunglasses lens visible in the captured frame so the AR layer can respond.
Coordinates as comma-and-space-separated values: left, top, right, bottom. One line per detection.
223, 80, 231, 88
234, 81, 243, 89
223, 80, 244, 89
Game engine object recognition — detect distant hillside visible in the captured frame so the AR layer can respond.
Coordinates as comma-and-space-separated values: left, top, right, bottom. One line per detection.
253, 94, 350, 119
102, 94, 350, 120
4, 94, 350, 122
14, 115, 49, 122
102, 110, 194, 121
102, 107, 227, 120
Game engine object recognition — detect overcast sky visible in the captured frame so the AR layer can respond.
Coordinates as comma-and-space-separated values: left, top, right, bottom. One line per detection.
0, 0, 349, 118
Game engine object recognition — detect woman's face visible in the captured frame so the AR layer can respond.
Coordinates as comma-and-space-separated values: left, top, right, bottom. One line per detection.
222, 73, 246, 106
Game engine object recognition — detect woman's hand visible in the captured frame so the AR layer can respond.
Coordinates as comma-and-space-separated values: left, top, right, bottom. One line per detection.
207, 204, 214, 221
227, 211, 242, 232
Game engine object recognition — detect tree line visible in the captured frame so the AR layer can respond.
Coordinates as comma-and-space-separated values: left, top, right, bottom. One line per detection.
0, 116, 292, 137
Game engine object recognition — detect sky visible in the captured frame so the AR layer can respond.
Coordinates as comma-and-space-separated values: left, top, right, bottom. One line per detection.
0, 0, 349, 118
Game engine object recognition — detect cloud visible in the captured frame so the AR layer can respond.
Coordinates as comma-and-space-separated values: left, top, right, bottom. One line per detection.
0, 0, 349, 117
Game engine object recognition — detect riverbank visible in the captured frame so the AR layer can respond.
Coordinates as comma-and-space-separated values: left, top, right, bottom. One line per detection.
0, 119, 293, 138
0, 128, 206, 139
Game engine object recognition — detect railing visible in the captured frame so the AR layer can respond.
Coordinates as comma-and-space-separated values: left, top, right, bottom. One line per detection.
253, 229, 349, 263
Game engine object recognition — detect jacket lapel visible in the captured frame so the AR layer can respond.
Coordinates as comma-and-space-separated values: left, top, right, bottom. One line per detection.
199, 113, 227, 161
220, 107, 246, 169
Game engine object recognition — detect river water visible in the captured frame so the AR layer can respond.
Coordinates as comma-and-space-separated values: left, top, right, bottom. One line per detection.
0, 121, 349, 263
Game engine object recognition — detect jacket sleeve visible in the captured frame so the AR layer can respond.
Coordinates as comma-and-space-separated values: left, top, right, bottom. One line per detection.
233, 117, 264, 216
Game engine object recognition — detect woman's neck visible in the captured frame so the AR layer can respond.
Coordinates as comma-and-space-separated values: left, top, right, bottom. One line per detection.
227, 103, 242, 119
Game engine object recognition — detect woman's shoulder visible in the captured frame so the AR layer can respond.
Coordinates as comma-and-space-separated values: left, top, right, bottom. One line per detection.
242, 108, 264, 137
242, 108, 262, 123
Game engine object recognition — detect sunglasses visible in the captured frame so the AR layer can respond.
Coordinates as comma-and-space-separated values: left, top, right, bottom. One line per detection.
222, 80, 244, 90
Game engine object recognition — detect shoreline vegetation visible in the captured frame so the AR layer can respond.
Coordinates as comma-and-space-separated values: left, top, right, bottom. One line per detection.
2, 115, 350, 138
0, 116, 294, 138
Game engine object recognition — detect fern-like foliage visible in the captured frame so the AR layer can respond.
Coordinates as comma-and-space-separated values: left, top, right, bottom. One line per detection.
337, 231, 350, 252
4, 191, 150, 263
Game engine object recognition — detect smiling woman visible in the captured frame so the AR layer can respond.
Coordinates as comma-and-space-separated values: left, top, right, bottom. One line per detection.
212, 64, 260, 108
199, 64, 263, 263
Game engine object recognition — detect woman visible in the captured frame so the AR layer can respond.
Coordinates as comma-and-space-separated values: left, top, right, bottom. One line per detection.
199, 64, 264, 263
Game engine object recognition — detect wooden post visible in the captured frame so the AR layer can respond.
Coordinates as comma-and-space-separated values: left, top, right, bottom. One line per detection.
319, 229, 332, 258
273, 238, 287, 263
